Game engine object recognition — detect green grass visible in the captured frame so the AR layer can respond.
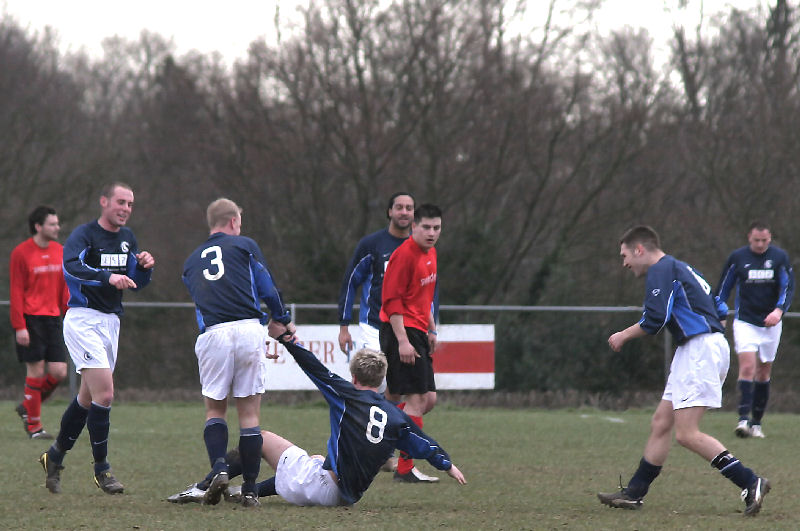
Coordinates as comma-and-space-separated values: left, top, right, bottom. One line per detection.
0, 399, 797, 530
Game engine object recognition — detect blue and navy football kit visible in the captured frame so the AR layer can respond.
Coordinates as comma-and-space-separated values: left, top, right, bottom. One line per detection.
639, 255, 727, 344
283, 341, 454, 504
338, 228, 407, 329
62, 221, 152, 314
715, 245, 794, 326
182, 232, 291, 332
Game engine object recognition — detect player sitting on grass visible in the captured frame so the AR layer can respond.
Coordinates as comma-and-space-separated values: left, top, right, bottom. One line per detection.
168, 322, 466, 506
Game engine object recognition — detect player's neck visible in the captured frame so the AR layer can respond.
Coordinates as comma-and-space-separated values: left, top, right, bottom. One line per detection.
32, 234, 50, 248
97, 217, 121, 233
388, 223, 410, 239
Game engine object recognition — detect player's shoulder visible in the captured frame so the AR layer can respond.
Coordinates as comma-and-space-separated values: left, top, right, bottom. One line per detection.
767, 245, 790, 261
357, 228, 391, 247
10, 238, 33, 255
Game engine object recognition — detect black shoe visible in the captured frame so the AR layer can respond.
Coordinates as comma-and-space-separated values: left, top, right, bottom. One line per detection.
39, 451, 64, 494
240, 492, 260, 508
742, 477, 770, 516
203, 471, 229, 505
15, 403, 29, 434
393, 467, 440, 483
29, 428, 54, 440
94, 469, 125, 494
597, 488, 643, 510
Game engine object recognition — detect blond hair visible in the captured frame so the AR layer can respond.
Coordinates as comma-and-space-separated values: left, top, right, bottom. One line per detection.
206, 198, 242, 230
349, 348, 387, 388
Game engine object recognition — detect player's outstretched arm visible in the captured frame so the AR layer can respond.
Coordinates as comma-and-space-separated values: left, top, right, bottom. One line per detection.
447, 464, 467, 485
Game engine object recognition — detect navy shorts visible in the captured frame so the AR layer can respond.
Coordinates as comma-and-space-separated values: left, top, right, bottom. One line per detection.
16, 315, 67, 364
379, 323, 436, 395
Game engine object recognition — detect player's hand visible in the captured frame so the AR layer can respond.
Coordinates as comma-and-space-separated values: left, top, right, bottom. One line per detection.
764, 308, 783, 327
109, 273, 137, 290
338, 326, 353, 354
136, 251, 155, 269
15, 329, 30, 347
398, 338, 419, 365
427, 330, 438, 351
447, 464, 467, 485
268, 319, 297, 344
608, 331, 626, 352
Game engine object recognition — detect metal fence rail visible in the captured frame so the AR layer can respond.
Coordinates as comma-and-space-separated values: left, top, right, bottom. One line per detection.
2, 300, 797, 396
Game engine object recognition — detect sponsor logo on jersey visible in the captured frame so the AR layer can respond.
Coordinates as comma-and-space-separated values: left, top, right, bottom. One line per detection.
748, 269, 774, 281
100, 253, 128, 268
420, 272, 437, 286
32, 264, 62, 274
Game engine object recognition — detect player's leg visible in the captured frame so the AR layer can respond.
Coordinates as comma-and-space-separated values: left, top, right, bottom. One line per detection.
23, 359, 47, 436
16, 316, 50, 437
751, 322, 780, 437
40, 317, 68, 402
733, 319, 759, 436
81, 367, 124, 493
235, 394, 263, 506
598, 399, 673, 509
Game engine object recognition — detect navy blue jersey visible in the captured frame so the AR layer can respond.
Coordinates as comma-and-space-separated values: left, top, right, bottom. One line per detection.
282, 341, 453, 505
715, 245, 794, 327
63, 221, 152, 315
639, 255, 727, 344
338, 228, 407, 328
182, 233, 290, 333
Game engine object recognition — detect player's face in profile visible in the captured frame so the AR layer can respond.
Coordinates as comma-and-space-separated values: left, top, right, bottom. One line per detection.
748, 229, 771, 254
388, 195, 414, 231
100, 186, 134, 228
620, 243, 647, 277
412, 216, 441, 250
37, 214, 61, 241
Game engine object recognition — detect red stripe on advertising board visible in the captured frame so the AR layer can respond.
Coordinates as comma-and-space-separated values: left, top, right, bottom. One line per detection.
432, 341, 494, 373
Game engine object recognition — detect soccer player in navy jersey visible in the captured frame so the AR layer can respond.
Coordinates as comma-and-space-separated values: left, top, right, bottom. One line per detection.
338, 193, 414, 366
715, 221, 794, 439
181, 198, 295, 508
597, 226, 770, 517
40, 183, 154, 495
167, 327, 465, 506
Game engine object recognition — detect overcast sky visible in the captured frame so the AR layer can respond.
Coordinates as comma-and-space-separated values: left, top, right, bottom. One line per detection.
1, 0, 770, 65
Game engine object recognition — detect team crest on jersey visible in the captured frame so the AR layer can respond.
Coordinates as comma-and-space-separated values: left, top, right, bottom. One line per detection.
120, 241, 130, 253
651, 289, 661, 296
764, 259, 773, 269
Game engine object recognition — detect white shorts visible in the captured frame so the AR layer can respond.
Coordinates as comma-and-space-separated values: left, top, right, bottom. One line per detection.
357, 323, 381, 351
733, 319, 782, 363
63, 307, 120, 373
275, 445, 344, 506
357, 323, 389, 394
195, 319, 268, 400
662, 333, 730, 410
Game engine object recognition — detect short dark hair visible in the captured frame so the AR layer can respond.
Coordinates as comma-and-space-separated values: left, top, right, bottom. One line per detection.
28, 205, 57, 235
619, 225, 661, 251
101, 182, 133, 198
386, 192, 415, 219
414, 203, 442, 222
748, 220, 771, 234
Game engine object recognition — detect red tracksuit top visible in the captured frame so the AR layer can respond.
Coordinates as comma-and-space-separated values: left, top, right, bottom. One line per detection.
380, 237, 437, 332
9, 238, 69, 331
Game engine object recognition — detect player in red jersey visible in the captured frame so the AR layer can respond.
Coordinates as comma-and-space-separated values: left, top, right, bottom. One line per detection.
9, 206, 70, 439
379, 204, 442, 483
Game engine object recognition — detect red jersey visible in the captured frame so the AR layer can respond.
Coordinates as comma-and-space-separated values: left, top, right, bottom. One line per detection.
380, 237, 437, 332
9, 238, 69, 331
